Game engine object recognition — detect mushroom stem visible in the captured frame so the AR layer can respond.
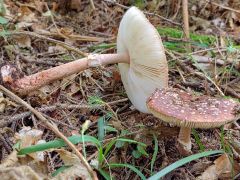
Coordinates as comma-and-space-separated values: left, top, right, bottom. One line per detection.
178, 127, 192, 151
1, 53, 129, 95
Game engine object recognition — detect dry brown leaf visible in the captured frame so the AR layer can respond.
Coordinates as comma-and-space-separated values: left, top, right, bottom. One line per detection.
0, 151, 48, 179
70, 0, 82, 11
190, 160, 212, 175
13, 35, 31, 48
219, 160, 240, 179
196, 153, 232, 180
53, 149, 91, 180
15, 127, 45, 161
18, 6, 37, 23
16, 127, 43, 148
0, 151, 18, 167
0, 165, 42, 180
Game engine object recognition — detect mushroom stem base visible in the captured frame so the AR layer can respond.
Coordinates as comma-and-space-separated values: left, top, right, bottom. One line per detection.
177, 127, 192, 154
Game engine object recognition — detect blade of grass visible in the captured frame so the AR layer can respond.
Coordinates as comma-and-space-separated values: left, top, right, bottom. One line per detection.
52, 165, 71, 177
150, 133, 158, 175
98, 116, 105, 142
98, 168, 112, 180
104, 139, 117, 157
116, 138, 146, 147
18, 135, 101, 155
109, 163, 146, 180
148, 150, 224, 180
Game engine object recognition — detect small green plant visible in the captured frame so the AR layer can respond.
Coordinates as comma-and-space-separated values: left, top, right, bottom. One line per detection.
158, 27, 216, 46
17, 132, 148, 179
192, 129, 205, 152
131, 0, 146, 9
88, 96, 118, 120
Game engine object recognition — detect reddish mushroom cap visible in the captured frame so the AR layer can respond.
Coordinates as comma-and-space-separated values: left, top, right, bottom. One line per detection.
147, 88, 240, 129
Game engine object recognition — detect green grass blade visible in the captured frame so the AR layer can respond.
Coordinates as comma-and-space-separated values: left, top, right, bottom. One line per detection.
105, 125, 118, 133
98, 168, 112, 180
98, 116, 105, 142
52, 165, 71, 177
116, 138, 146, 147
18, 135, 100, 155
104, 139, 116, 157
150, 134, 158, 175
148, 150, 224, 180
98, 146, 104, 166
109, 163, 146, 180
90, 43, 116, 51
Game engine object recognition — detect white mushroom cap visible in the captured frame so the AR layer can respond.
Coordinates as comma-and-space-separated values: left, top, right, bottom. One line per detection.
117, 7, 168, 113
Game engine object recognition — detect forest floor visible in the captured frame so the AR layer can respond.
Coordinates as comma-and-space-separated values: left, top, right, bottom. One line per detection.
0, 0, 240, 179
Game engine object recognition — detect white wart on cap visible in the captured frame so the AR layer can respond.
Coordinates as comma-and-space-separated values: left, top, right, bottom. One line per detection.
147, 88, 240, 128
117, 7, 168, 113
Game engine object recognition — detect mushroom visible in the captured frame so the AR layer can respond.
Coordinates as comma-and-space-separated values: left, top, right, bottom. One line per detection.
0, 7, 168, 113
147, 88, 240, 154
117, 7, 168, 112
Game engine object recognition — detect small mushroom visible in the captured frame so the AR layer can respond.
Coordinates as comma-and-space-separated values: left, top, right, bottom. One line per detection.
0, 7, 168, 113
147, 88, 240, 154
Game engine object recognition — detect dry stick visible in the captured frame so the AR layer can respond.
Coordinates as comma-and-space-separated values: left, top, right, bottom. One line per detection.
206, 0, 240, 14
0, 85, 98, 180
182, 0, 190, 51
39, 31, 106, 42
189, 47, 227, 55
9, 31, 88, 57
89, 0, 96, 10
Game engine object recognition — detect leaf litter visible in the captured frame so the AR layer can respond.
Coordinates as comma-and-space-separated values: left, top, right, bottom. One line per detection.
0, 0, 239, 179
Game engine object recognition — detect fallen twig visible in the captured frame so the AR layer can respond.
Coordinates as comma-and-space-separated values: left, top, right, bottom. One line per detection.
206, 0, 240, 14
9, 31, 88, 57
182, 0, 190, 51
89, 0, 96, 10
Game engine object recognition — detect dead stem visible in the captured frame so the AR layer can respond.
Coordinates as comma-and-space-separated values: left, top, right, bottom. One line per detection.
9, 31, 88, 57
89, 0, 96, 10
182, 0, 190, 51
